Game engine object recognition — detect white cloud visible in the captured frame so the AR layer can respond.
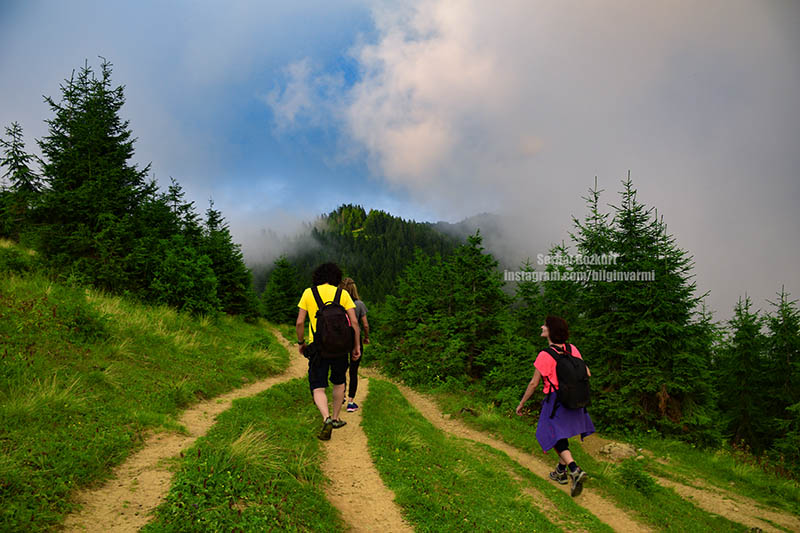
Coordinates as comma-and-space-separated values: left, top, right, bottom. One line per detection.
330, 0, 799, 317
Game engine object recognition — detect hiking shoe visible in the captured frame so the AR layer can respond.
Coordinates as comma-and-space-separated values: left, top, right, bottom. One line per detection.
569, 467, 587, 497
331, 419, 347, 429
317, 417, 333, 441
549, 468, 568, 485
346, 402, 359, 412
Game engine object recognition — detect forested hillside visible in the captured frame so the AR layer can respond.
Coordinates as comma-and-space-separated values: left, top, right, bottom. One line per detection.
0, 60, 258, 318
253, 204, 461, 305
368, 177, 800, 479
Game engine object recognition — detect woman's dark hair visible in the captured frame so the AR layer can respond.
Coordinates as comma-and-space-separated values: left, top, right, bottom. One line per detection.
545, 315, 569, 344
312, 262, 343, 286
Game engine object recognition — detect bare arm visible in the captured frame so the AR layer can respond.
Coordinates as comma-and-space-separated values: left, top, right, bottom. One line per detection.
361, 315, 370, 343
516, 368, 542, 415
295, 309, 307, 354
347, 308, 361, 359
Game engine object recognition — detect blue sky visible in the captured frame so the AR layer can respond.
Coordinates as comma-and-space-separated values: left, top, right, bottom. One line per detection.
1, 0, 799, 320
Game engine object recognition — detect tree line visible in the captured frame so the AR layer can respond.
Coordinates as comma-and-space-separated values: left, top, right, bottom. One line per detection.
369, 176, 800, 478
0, 59, 258, 318
255, 203, 461, 323
4, 59, 796, 477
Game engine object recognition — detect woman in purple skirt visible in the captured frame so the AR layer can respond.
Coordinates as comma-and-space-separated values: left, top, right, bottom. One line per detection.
516, 315, 595, 497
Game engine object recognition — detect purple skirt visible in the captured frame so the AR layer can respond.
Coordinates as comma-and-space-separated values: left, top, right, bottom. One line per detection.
535, 392, 595, 453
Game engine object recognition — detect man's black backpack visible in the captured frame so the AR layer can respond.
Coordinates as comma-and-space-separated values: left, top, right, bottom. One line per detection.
544, 344, 591, 418
310, 286, 355, 359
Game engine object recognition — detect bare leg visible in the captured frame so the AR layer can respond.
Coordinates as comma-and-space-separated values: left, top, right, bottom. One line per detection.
312, 388, 330, 421
557, 449, 575, 466
332, 383, 345, 420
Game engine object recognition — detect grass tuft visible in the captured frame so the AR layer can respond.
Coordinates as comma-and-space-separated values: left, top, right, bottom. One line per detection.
143, 379, 344, 532
228, 424, 282, 475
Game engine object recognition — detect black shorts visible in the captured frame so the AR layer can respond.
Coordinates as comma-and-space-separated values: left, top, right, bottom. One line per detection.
308, 354, 348, 391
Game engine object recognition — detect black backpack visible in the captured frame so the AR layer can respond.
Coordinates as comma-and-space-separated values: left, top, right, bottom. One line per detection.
544, 344, 591, 418
310, 286, 355, 359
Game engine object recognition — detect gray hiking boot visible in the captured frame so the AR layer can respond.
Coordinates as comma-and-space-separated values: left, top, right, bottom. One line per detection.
317, 417, 333, 440
569, 467, 587, 497
549, 468, 568, 485
331, 419, 347, 429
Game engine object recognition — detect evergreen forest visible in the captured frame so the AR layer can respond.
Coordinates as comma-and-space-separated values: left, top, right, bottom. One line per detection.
2, 58, 798, 487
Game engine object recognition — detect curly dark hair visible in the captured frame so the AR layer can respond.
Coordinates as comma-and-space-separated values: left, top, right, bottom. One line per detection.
312, 262, 343, 287
545, 315, 569, 344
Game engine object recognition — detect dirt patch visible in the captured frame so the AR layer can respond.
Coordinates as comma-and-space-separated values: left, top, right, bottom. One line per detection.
319, 377, 413, 532
655, 476, 800, 533
362, 368, 651, 533
581, 435, 638, 463
62, 329, 308, 533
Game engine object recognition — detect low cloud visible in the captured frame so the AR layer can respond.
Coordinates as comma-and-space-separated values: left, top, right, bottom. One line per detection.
278, 0, 800, 318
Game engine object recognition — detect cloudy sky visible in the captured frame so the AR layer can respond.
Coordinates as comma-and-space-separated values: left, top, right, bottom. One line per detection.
1, 0, 798, 321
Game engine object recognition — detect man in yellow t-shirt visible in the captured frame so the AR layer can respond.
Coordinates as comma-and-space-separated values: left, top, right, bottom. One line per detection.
295, 262, 361, 441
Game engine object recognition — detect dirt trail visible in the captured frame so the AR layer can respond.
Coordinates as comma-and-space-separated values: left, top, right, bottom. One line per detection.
63, 328, 307, 533
362, 368, 651, 533
581, 435, 800, 532
654, 476, 800, 533
319, 377, 414, 533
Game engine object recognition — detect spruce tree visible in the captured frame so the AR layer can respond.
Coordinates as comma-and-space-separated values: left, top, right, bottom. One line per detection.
261, 255, 301, 324
201, 200, 258, 317
574, 174, 718, 442
764, 288, 800, 463
447, 232, 510, 380
717, 296, 767, 451
37, 59, 152, 285
0, 122, 41, 239
512, 258, 544, 341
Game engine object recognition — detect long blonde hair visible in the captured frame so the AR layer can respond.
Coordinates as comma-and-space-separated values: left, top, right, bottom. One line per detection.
339, 277, 360, 301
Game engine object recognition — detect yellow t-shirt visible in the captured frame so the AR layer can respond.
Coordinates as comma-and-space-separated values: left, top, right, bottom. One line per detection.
298, 284, 355, 343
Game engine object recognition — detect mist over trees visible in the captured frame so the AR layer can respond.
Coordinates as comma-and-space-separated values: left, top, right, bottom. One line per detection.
369, 176, 799, 476
2, 59, 797, 478
254, 204, 461, 302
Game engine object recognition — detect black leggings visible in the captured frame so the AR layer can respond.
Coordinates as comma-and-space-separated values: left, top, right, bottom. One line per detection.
554, 438, 570, 454
346, 341, 363, 399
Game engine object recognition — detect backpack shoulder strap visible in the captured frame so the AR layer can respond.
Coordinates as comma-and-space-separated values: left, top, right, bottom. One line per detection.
333, 287, 343, 306
544, 346, 563, 361
310, 286, 325, 310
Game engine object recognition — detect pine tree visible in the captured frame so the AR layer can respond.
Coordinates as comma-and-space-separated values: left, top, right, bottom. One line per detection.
261, 255, 301, 324
0, 122, 41, 194
540, 242, 582, 331
201, 200, 258, 317
36, 59, 153, 284
716, 296, 767, 451
574, 174, 717, 441
512, 258, 544, 341
0, 122, 42, 239
763, 288, 800, 462
765, 288, 800, 409
447, 232, 511, 380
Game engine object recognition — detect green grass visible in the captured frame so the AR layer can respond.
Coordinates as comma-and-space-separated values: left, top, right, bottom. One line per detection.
0, 269, 290, 532
143, 378, 344, 532
635, 436, 800, 516
430, 389, 752, 533
277, 323, 297, 345
362, 378, 613, 533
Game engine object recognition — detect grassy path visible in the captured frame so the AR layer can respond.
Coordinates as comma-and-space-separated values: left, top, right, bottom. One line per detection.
62, 328, 307, 532
319, 377, 414, 532
361, 368, 651, 533
651, 476, 800, 532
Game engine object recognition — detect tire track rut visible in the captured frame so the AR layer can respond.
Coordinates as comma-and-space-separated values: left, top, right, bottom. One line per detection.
362, 368, 651, 533
63, 328, 306, 533
319, 376, 414, 532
